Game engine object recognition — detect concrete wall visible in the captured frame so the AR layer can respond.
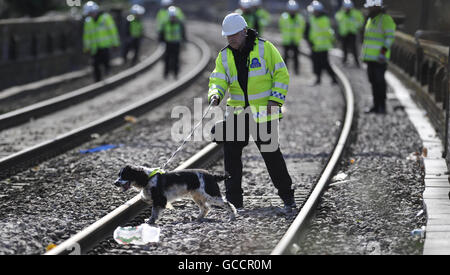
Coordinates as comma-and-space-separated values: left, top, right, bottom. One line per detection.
0, 16, 86, 90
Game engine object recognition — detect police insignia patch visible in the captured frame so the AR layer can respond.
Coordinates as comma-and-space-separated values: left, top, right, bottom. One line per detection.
250, 57, 261, 68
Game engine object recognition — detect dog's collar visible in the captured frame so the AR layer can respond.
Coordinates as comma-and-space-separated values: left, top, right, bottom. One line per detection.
148, 168, 165, 178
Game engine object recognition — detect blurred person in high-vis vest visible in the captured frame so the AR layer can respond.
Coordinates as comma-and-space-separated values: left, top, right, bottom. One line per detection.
82, 1, 120, 82
361, 0, 396, 114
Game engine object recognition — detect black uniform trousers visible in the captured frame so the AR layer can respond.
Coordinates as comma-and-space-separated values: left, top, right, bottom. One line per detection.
164, 42, 180, 79
283, 44, 300, 75
221, 113, 294, 208
367, 61, 388, 111
123, 37, 141, 64
93, 48, 111, 82
311, 50, 337, 83
341, 33, 360, 66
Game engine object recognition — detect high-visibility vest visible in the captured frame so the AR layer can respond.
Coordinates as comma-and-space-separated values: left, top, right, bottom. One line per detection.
83, 13, 120, 55
162, 21, 183, 42
208, 39, 289, 123
335, 8, 364, 36
309, 15, 334, 52
148, 168, 165, 179
361, 13, 396, 62
279, 12, 305, 46
156, 7, 185, 32
127, 15, 143, 38
255, 8, 271, 35
234, 9, 257, 31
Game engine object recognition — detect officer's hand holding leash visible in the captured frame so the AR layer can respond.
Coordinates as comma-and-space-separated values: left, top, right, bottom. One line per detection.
210, 95, 220, 106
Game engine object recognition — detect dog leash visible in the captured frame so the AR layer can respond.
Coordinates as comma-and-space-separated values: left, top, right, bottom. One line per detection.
160, 101, 215, 170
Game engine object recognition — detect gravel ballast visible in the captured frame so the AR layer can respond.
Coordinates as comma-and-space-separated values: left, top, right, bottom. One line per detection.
297, 61, 426, 255
0, 21, 345, 255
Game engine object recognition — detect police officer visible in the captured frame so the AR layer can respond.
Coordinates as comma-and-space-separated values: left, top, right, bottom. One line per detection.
307, 1, 337, 86
160, 6, 186, 79
123, 4, 145, 65
208, 13, 296, 212
362, 0, 396, 114
235, 0, 260, 34
279, 0, 305, 75
156, 0, 185, 35
335, 0, 364, 67
252, 0, 271, 36
83, 1, 120, 82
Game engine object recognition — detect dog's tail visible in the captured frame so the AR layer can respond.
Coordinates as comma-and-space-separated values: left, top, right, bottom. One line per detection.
212, 171, 231, 182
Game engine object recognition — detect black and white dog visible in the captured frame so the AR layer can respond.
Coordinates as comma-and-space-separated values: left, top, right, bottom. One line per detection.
114, 165, 237, 224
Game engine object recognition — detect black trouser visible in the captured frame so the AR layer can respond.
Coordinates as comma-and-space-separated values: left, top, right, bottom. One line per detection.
123, 37, 141, 64
283, 44, 300, 75
164, 42, 180, 78
341, 33, 360, 66
93, 48, 111, 82
220, 114, 294, 208
367, 61, 388, 110
311, 51, 337, 83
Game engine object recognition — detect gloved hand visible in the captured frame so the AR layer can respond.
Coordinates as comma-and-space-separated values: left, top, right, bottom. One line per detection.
210, 95, 220, 106
379, 47, 388, 63
267, 100, 280, 115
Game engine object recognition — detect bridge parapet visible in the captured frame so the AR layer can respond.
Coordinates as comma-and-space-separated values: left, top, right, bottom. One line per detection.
390, 31, 450, 164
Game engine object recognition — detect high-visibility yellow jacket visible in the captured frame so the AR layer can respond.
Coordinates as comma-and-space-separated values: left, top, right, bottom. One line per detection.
83, 12, 120, 55
156, 7, 185, 33
162, 21, 183, 42
361, 13, 396, 62
208, 38, 289, 123
309, 15, 335, 52
279, 12, 305, 46
234, 9, 258, 31
127, 15, 144, 38
335, 8, 364, 36
255, 8, 271, 35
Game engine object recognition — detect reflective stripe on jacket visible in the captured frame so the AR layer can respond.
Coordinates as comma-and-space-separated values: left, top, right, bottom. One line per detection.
361, 13, 396, 62
279, 12, 305, 46
309, 15, 334, 52
335, 8, 364, 36
208, 39, 289, 123
83, 13, 120, 55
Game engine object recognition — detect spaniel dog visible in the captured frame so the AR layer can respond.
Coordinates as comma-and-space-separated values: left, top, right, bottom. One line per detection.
114, 165, 237, 224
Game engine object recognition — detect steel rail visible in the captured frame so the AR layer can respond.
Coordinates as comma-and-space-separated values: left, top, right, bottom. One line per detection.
0, 37, 164, 131
45, 143, 222, 255
0, 35, 211, 180
271, 62, 355, 255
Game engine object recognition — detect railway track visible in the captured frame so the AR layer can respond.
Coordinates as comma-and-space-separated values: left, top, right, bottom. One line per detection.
0, 37, 164, 132
0, 35, 210, 180
43, 31, 355, 254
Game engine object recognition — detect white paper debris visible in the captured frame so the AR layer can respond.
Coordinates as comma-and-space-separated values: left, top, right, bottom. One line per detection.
113, 224, 160, 245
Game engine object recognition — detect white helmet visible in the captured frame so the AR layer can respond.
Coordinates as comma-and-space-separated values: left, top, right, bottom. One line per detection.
168, 6, 177, 17
131, 4, 145, 15
83, 1, 99, 16
311, 1, 324, 12
343, 0, 354, 9
252, 0, 262, 6
287, 0, 299, 11
222, 13, 247, 37
239, 0, 253, 9
161, 0, 173, 7
364, 0, 383, 8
